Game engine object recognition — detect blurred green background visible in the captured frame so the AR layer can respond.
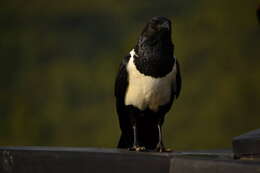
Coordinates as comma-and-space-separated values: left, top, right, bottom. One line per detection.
1, 0, 260, 150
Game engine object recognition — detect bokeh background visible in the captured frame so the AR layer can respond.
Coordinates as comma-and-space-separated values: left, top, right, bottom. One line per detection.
1, 0, 260, 150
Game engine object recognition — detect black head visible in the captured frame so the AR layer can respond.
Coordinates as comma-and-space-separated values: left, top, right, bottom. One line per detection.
134, 17, 175, 78
139, 16, 172, 46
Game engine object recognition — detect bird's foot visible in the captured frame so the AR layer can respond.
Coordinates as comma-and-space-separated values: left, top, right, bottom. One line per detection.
155, 144, 172, 152
129, 145, 146, 152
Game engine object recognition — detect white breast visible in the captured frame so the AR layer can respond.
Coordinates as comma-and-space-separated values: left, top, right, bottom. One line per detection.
125, 50, 176, 112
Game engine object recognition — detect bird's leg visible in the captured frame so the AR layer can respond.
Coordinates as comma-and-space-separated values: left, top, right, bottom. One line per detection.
155, 124, 165, 152
133, 125, 138, 147
155, 124, 171, 152
128, 108, 146, 151
129, 124, 146, 151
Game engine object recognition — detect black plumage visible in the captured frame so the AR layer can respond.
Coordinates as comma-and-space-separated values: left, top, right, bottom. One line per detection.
257, 5, 260, 24
115, 16, 181, 151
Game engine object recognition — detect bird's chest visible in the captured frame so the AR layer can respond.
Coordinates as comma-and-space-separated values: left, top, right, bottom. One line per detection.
125, 57, 173, 112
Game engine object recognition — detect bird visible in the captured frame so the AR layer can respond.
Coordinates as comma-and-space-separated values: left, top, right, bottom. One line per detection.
114, 16, 181, 152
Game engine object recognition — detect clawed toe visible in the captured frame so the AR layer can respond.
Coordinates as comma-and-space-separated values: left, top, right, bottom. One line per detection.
129, 145, 146, 152
155, 145, 172, 152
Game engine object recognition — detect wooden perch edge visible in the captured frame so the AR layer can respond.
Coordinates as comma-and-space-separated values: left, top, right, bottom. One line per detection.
0, 146, 260, 173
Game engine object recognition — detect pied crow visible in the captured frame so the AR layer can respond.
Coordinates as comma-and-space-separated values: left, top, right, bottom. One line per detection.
115, 16, 181, 152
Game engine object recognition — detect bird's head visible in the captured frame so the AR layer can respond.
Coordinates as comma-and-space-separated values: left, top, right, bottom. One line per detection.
138, 16, 172, 46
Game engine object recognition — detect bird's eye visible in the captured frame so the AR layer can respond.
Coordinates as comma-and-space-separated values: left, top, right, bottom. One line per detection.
150, 23, 157, 30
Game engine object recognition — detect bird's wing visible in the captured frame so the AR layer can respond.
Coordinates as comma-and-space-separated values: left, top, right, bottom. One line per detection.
114, 55, 131, 113
173, 58, 182, 99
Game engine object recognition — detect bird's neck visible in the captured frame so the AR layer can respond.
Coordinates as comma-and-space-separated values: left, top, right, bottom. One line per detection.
133, 39, 175, 78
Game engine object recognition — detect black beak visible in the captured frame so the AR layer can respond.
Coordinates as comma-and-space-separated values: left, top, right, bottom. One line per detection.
160, 22, 170, 30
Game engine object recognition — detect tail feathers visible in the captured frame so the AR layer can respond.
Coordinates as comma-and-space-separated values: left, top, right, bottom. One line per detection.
117, 133, 131, 148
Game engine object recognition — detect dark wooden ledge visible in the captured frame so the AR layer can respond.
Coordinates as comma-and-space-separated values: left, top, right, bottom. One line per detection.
0, 146, 260, 173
